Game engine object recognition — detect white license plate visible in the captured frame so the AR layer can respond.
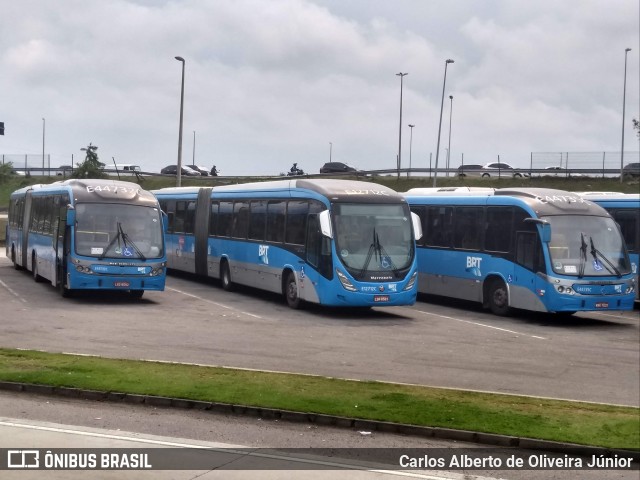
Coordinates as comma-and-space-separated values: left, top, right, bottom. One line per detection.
374, 295, 390, 302
114, 281, 130, 288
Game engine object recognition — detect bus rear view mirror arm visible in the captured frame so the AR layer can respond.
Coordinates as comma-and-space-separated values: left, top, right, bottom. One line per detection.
524, 217, 551, 243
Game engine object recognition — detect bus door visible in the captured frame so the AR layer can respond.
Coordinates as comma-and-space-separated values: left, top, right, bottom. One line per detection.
53, 200, 69, 288
20, 190, 34, 268
513, 230, 547, 311
303, 212, 332, 302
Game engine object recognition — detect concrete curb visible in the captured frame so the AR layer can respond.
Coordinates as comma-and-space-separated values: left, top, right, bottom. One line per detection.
0, 380, 637, 461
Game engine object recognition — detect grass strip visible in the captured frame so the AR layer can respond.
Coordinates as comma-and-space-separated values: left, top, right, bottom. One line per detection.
0, 348, 637, 450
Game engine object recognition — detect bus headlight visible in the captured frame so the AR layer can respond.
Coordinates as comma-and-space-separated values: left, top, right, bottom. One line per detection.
150, 267, 164, 277
336, 269, 357, 292
75, 266, 93, 274
403, 272, 417, 291
555, 285, 574, 295
626, 285, 635, 294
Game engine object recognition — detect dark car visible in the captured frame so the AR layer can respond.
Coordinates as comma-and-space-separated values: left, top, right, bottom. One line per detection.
622, 162, 640, 178
160, 165, 201, 176
320, 162, 357, 174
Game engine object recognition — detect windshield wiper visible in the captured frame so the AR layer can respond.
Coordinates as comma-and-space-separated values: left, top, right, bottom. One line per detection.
99, 222, 146, 261
359, 228, 378, 279
589, 237, 620, 277
578, 232, 587, 278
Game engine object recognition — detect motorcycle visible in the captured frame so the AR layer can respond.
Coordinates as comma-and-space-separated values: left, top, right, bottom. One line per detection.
287, 164, 304, 176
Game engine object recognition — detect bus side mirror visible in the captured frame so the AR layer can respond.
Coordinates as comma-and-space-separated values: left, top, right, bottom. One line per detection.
319, 210, 333, 238
161, 211, 168, 233
540, 223, 551, 243
411, 212, 423, 241
66, 206, 75, 226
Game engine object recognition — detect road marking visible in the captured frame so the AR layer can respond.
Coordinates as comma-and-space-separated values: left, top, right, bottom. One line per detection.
412, 309, 547, 340
0, 278, 28, 304
166, 286, 263, 319
0, 419, 498, 479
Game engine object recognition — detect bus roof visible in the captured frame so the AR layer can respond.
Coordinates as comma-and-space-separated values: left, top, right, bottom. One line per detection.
403, 187, 610, 217
154, 179, 406, 203
12, 179, 158, 207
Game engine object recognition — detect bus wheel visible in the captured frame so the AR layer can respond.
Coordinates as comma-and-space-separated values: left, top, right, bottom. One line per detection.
488, 279, 510, 316
285, 271, 301, 309
221, 261, 234, 292
32, 254, 42, 283
129, 290, 144, 299
11, 247, 22, 271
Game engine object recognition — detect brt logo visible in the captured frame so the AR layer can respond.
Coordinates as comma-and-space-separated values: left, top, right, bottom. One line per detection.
259, 245, 270, 265
466, 256, 483, 277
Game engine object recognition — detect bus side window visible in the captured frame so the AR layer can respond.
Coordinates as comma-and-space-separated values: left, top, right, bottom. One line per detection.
174, 201, 186, 233
184, 201, 196, 234
209, 201, 218, 237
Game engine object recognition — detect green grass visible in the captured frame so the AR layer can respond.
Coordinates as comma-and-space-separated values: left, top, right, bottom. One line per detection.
0, 348, 637, 450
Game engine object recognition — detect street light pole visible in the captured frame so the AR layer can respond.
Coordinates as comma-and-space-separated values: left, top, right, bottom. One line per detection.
42, 118, 45, 176
446, 95, 453, 177
175, 56, 185, 187
620, 47, 631, 183
408, 124, 415, 177
192, 130, 196, 166
329, 142, 332, 162
433, 59, 454, 187
396, 72, 408, 178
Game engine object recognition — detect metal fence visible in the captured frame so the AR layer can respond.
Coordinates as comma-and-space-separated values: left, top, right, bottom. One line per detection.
2, 151, 639, 177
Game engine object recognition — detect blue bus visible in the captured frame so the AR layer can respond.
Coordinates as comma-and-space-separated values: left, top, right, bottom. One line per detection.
153, 179, 422, 308
6, 179, 166, 298
403, 187, 636, 315
578, 192, 639, 302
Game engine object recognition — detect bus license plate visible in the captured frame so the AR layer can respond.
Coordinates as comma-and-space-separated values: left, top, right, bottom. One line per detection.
114, 281, 130, 288
595, 302, 609, 308
374, 295, 390, 302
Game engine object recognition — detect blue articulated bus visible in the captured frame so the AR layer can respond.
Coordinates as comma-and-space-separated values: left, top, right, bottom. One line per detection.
403, 187, 636, 316
153, 179, 422, 308
6, 179, 166, 298
578, 192, 639, 301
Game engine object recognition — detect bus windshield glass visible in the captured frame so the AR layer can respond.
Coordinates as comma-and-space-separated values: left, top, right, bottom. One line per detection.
74, 203, 164, 259
333, 203, 414, 277
544, 215, 631, 277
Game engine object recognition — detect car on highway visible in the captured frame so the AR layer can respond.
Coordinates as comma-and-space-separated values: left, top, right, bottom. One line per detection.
160, 165, 202, 176
456, 164, 484, 177
541, 166, 583, 177
187, 165, 210, 176
319, 162, 358, 174
480, 162, 529, 178
622, 162, 640, 178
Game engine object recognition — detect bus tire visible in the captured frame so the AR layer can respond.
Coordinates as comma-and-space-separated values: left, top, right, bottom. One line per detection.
221, 261, 234, 292
488, 279, 511, 316
11, 246, 22, 270
32, 253, 42, 283
129, 290, 144, 299
285, 271, 302, 309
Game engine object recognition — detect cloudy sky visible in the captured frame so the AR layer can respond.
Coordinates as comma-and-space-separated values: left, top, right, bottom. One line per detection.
1, 0, 638, 175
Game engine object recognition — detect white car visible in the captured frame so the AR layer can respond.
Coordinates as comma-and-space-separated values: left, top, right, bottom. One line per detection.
542, 166, 583, 177
480, 162, 529, 178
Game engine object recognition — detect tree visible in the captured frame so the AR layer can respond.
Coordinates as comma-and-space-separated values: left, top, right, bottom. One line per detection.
633, 118, 640, 139
72, 143, 107, 178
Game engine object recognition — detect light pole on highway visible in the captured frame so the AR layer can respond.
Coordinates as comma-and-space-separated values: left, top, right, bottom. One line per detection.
396, 72, 408, 178
42, 118, 45, 176
446, 95, 453, 176
192, 130, 196, 166
408, 124, 415, 177
620, 47, 631, 183
433, 59, 454, 187
175, 56, 186, 187
329, 142, 332, 162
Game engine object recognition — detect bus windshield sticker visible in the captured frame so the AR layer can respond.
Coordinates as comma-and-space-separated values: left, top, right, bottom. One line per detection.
91, 247, 104, 255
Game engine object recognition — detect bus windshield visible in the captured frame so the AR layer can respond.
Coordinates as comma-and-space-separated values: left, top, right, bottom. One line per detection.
333, 203, 414, 278
544, 215, 631, 277
75, 203, 164, 259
